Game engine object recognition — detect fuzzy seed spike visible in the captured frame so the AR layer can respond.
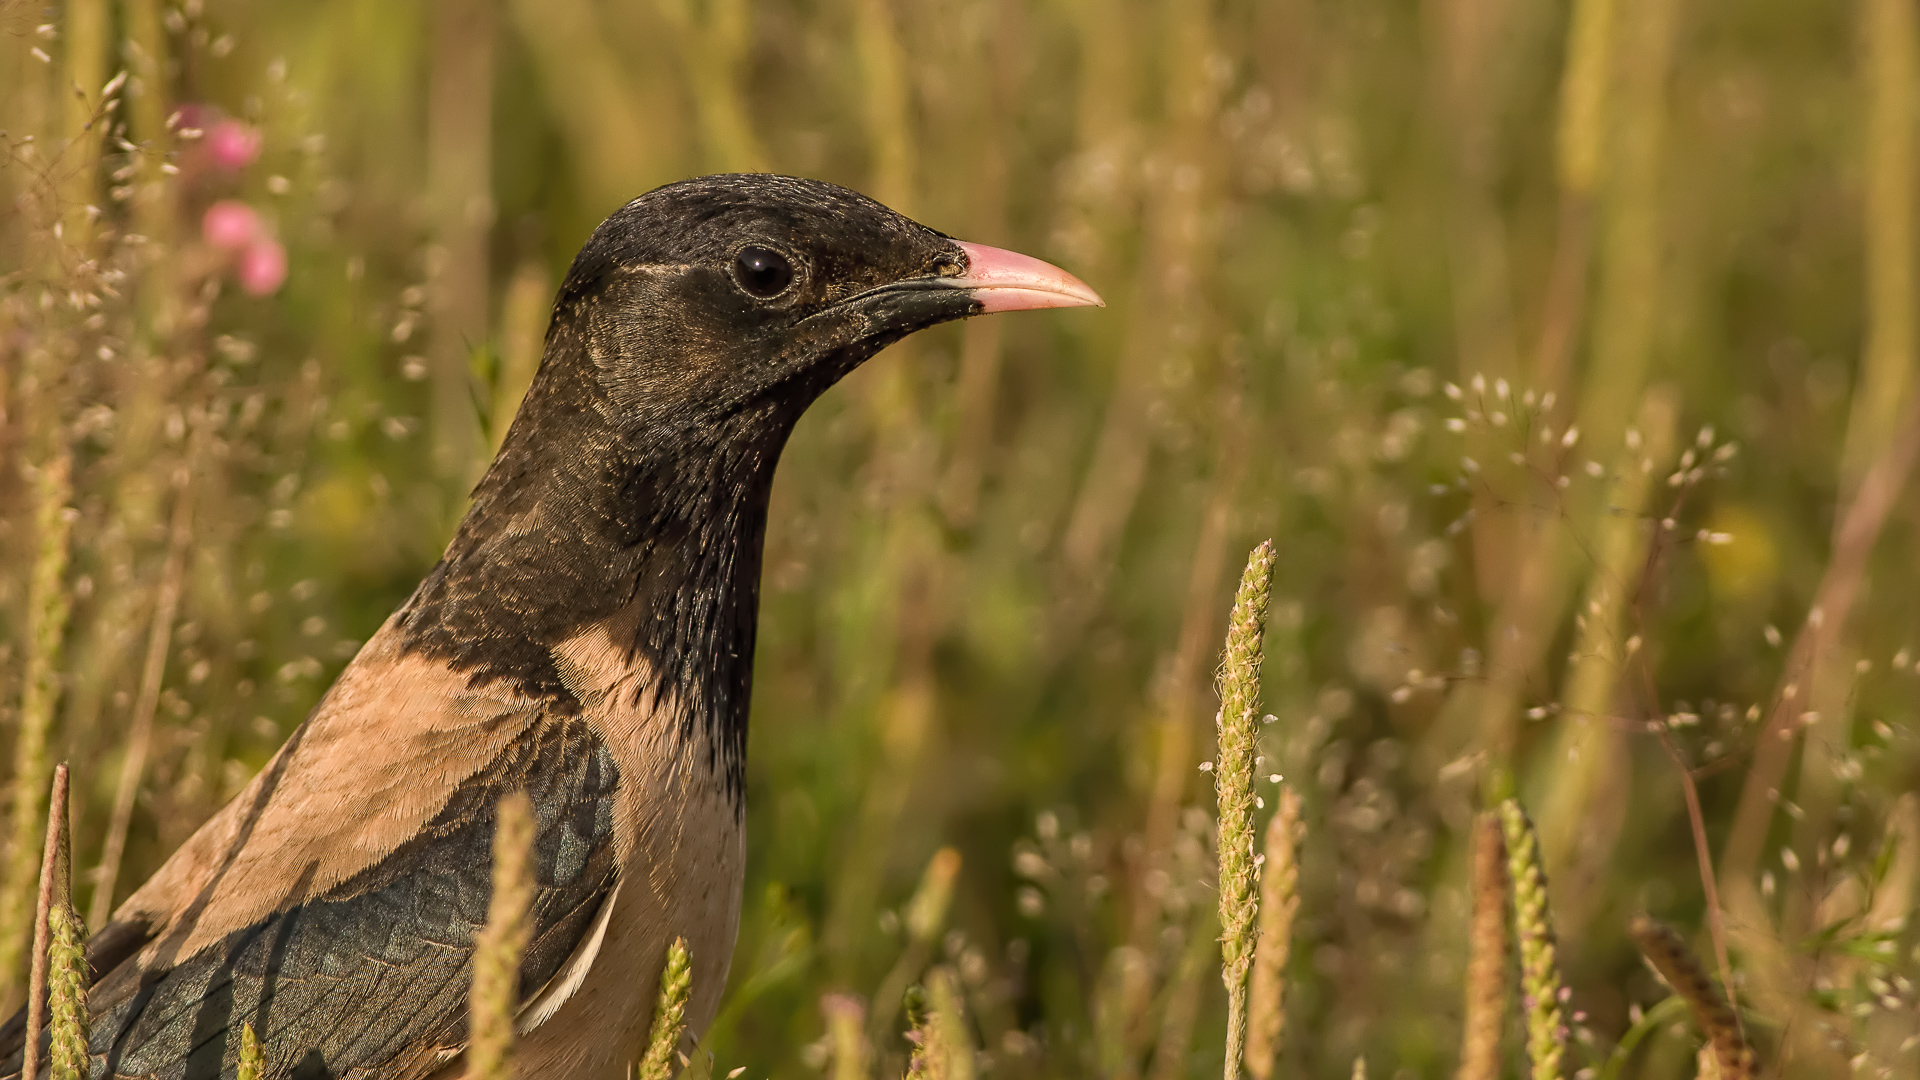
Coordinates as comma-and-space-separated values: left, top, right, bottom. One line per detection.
2, 456, 77, 1009
1245, 785, 1302, 1080
47, 904, 88, 1080
637, 936, 693, 1080
1501, 799, 1566, 1080
1627, 915, 1755, 1080
1217, 540, 1276, 1080
468, 792, 534, 1080
1457, 812, 1509, 1080
903, 983, 934, 1080
236, 1023, 264, 1080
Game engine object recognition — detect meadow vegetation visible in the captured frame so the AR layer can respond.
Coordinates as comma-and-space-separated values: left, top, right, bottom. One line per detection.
2, 0, 1919, 1076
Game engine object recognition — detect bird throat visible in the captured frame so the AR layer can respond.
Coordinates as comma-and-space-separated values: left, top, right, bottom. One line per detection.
394, 331, 796, 805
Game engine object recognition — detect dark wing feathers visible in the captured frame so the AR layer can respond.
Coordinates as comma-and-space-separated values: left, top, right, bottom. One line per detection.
7, 719, 618, 1080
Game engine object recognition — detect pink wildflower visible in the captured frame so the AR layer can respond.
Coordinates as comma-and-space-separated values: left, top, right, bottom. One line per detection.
238, 239, 288, 296
206, 119, 262, 171
202, 200, 261, 251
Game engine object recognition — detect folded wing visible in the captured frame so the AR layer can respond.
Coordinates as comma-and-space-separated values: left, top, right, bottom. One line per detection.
3, 612, 624, 1080
92, 719, 618, 1079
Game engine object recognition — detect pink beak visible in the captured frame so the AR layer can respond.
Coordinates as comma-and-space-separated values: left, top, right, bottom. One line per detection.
951, 241, 1104, 313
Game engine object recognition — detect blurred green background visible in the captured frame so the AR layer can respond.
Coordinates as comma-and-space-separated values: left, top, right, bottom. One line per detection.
3, 0, 1919, 1075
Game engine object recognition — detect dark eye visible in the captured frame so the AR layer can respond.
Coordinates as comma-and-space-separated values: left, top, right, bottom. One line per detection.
733, 246, 794, 299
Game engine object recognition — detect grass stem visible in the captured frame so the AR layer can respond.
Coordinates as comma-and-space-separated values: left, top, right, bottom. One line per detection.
21, 764, 70, 1080
91, 463, 193, 930
1842, 0, 1918, 493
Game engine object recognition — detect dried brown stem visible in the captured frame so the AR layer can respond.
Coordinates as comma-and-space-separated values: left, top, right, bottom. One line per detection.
1647, 721, 1739, 1031
91, 462, 193, 930
23, 764, 70, 1080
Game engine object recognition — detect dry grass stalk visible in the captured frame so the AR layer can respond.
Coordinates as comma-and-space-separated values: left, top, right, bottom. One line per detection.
1555, 0, 1615, 197
1842, 0, 1918, 492
236, 1022, 264, 1080
2, 454, 77, 1005
1501, 800, 1565, 1080
1244, 786, 1301, 1080
58, 0, 109, 245
1577, 0, 1680, 456
1350, 1055, 1367, 1080
468, 792, 534, 1080
638, 936, 693, 1080
851, 0, 914, 213
1533, 0, 1615, 389
1216, 541, 1276, 1079
91, 462, 195, 930
820, 994, 872, 1080
1626, 915, 1755, 1080
1456, 811, 1508, 1080
21, 764, 71, 1080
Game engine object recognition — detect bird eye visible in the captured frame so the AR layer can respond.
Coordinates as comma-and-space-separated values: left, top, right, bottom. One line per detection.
733, 246, 794, 299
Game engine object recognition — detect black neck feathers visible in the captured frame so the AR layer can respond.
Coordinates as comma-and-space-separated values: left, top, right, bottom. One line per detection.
396, 319, 796, 803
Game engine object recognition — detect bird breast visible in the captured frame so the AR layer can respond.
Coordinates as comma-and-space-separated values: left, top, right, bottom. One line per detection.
508, 617, 744, 1078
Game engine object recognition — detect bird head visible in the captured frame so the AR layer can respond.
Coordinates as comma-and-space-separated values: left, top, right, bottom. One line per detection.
545, 173, 1103, 435
426, 175, 1099, 771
